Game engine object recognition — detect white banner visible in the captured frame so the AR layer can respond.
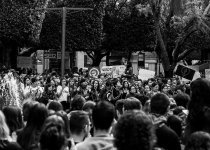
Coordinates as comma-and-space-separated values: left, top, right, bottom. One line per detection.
101, 65, 126, 77
138, 69, 155, 81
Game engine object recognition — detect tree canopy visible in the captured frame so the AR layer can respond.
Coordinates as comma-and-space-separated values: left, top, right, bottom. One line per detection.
0, 0, 50, 47
40, 0, 106, 51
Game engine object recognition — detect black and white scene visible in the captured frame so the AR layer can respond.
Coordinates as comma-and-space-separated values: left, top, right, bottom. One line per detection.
0, 0, 210, 150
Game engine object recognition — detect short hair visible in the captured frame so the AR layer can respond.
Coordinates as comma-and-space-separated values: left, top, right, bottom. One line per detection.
69, 111, 89, 134
48, 101, 63, 112
92, 101, 115, 130
123, 97, 142, 111
82, 101, 96, 112
173, 93, 190, 108
114, 110, 155, 150
71, 95, 86, 111
150, 93, 170, 115
185, 131, 210, 150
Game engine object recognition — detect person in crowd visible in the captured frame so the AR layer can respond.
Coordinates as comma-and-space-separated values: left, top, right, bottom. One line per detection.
115, 99, 124, 120
40, 114, 67, 150
17, 103, 48, 150
21, 100, 38, 124
150, 93, 181, 150
89, 80, 100, 102
114, 110, 156, 150
185, 131, 210, 150
47, 101, 63, 112
77, 79, 89, 100
3, 106, 24, 140
121, 80, 130, 99
56, 78, 70, 111
123, 97, 142, 112
0, 110, 23, 150
100, 79, 113, 101
184, 78, 210, 143
69, 110, 91, 145
76, 101, 115, 150
70, 95, 86, 112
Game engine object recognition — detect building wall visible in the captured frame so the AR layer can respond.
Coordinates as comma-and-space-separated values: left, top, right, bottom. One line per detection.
76, 51, 164, 75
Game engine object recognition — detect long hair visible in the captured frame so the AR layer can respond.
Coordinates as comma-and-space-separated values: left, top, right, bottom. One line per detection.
17, 103, 48, 150
187, 78, 210, 133
0, 110, 10, 139
3, 106, 23, 134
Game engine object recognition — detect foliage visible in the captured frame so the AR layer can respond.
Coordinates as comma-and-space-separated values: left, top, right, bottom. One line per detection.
103, 0, 156, 53
0, 0, 50, 47
40, 0, 106, 51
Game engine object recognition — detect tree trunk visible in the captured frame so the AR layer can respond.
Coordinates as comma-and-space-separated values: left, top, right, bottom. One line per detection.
91, 51, 105, 67
106, 51, 111, 66
155, 20, 172, 77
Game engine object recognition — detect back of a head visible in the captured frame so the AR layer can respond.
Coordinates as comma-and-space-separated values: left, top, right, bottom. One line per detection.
3, 106, 23, 133
92, 101, 115, 131
123, 97, 142, 111
27, 103, 48, 130
187, 78, 210, 132
150, 93, 170, 115
114, 110, 155, 150
22, 100, 38, 121
173, 93, 190, 108
82, 101, 96, 112
190, 78, 210, 107
71, 95, 86, 111
48, 101, 63, 112
40, 117, 66, 150
69, 110, 89, 135
185, 131, 210, 150
167, 115, 182, 137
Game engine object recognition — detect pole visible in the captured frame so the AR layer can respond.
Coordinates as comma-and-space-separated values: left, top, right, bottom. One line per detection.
61, 7, 66, 77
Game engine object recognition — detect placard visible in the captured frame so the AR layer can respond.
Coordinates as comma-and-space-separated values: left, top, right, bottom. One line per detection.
138, 69, 155, 81
89, 67, 100, 78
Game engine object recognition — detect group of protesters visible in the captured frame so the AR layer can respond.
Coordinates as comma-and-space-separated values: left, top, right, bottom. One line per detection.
0, 66, 210, 150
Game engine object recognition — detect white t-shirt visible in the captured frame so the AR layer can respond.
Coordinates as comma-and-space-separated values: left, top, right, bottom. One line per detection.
57, 86, 69, 102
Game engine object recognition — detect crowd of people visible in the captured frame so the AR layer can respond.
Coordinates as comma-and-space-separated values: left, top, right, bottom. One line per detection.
0, 67, 210, 150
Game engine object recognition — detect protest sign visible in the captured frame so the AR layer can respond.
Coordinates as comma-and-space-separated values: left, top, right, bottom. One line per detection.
175, 65, 196, 81
101, 65, 126, 78
89, 67, 100, 78
138, 69, 155, 81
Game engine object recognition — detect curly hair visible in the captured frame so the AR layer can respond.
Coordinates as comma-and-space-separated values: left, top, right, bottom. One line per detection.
114, 110, 156, 150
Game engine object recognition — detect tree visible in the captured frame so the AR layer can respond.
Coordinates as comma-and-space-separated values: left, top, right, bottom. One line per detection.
0, 0, 50, 68
86, 0, 156, 66
136, 0, 210, 77
39, 0, 106, 66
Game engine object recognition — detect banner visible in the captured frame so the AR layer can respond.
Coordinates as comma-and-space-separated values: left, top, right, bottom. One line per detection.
101, 65, 126, 78
138, 69, 155, 81
175, 65, 196, 81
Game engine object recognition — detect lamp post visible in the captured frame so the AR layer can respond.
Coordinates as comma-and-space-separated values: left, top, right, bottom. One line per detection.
34, 7, 92, 76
